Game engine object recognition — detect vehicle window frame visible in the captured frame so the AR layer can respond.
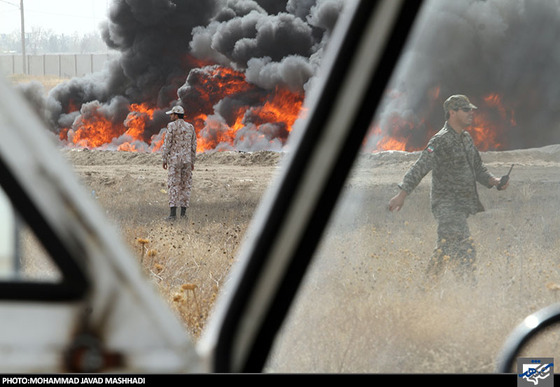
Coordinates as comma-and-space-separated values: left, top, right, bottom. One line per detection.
0, 154, 89, 301
199, 0, 424, 373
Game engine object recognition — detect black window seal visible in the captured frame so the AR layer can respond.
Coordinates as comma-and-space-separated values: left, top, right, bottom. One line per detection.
0, 154, 89, 301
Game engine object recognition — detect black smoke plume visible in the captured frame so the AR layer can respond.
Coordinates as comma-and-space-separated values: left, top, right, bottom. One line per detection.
21, 0, 559, 152
368, 0, 560, 151
18, 0, 344, 152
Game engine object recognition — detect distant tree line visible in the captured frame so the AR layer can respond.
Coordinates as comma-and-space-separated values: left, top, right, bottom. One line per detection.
0, 27, 108, 54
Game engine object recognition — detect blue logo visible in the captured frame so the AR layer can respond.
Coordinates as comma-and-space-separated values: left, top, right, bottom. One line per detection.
517, 358, 554, 387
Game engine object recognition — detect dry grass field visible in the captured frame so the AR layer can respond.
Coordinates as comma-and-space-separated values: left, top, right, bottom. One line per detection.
56, 145, 560, 373
266, 148, 560, 372
62, 149, 280, 339
9, 75, 560, 373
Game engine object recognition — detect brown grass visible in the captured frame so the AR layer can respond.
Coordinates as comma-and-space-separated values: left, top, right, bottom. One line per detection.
95, 160, 261, 339
16, 147, 560, 373
265, 159, 560, 372
11, 76, 560, 372
17, 149, 268, 341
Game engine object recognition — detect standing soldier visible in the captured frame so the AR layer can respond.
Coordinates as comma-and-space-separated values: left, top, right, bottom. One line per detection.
388, 95, 509, 284
162, 105, 197, 221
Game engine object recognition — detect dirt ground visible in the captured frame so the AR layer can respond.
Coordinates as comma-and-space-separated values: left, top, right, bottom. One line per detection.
56, 144, 560, 373
266, 145, 560, 373
10, 75, 560, 372
64, 148, 280, 212
58, 148, 282, 339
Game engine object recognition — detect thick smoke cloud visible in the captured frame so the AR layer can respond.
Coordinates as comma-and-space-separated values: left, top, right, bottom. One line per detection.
22, 0, 221, 146
188, 0, 341, 93
370, 0, 560, 151
18, 0, 560, 152
18, 0, 344, 152
179, 0, 343, 151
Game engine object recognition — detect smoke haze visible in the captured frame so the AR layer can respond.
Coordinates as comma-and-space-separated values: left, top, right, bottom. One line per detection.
16, 0, 343, 152
369, 0, 560, 151
16, 0, 560, 152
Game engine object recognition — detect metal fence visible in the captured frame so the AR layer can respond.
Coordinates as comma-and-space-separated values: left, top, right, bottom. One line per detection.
0, 53, 115, 78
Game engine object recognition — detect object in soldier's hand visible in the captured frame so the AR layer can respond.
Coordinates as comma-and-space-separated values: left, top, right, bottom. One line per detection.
497, 164, 514, 190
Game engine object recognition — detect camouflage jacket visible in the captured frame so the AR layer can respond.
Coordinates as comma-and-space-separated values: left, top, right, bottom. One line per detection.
398, 122, 495, 217
162, 119, 197, 166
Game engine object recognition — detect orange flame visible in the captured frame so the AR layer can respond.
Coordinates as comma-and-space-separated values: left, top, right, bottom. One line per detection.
372, 112, 423, 152
60, 102, 157, 151
125, 103, 155, 137
188, 67, 304, 152
369, 89, 516, 152
67, 110, 122, 148
470, 93, 515, 151
59, 65, 305, 153
249, 87, 303, 132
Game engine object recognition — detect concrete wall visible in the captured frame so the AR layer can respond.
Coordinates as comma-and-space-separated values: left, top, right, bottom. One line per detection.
0, 54, 115, 78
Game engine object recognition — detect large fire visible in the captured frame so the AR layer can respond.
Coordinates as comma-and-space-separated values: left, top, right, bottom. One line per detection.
369, 89, 517, 152
59, 102, 158, 151
58, 66, 514, 154
58, 65, 304, 153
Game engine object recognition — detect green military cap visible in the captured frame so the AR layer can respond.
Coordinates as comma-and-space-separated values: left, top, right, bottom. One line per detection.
443, 95, 477, 113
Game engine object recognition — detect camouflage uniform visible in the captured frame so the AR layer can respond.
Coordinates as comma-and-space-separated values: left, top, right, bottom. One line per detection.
398, 121, 495, 282
162, 119, 197, 209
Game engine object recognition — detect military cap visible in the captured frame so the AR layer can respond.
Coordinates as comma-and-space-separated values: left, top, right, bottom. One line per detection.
166, 105, 185, 115
443, 95, 477, 114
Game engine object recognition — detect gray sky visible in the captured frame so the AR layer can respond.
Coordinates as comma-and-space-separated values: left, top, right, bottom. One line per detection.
0, 0, 109, 35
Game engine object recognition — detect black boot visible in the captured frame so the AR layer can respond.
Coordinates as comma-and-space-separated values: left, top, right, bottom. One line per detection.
180, 207, 186, 218
165, 206, 177, 221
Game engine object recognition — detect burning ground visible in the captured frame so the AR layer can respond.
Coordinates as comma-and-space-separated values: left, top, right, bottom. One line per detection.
18, 0, 342, 153
14, 0, 560, 156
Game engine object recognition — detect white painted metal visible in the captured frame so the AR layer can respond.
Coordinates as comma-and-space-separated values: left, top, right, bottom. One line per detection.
0, 76, 201, 373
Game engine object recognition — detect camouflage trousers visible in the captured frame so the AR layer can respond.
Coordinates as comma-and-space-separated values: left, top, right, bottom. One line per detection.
167, 162, 193, 208
426, 210, 476, 284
